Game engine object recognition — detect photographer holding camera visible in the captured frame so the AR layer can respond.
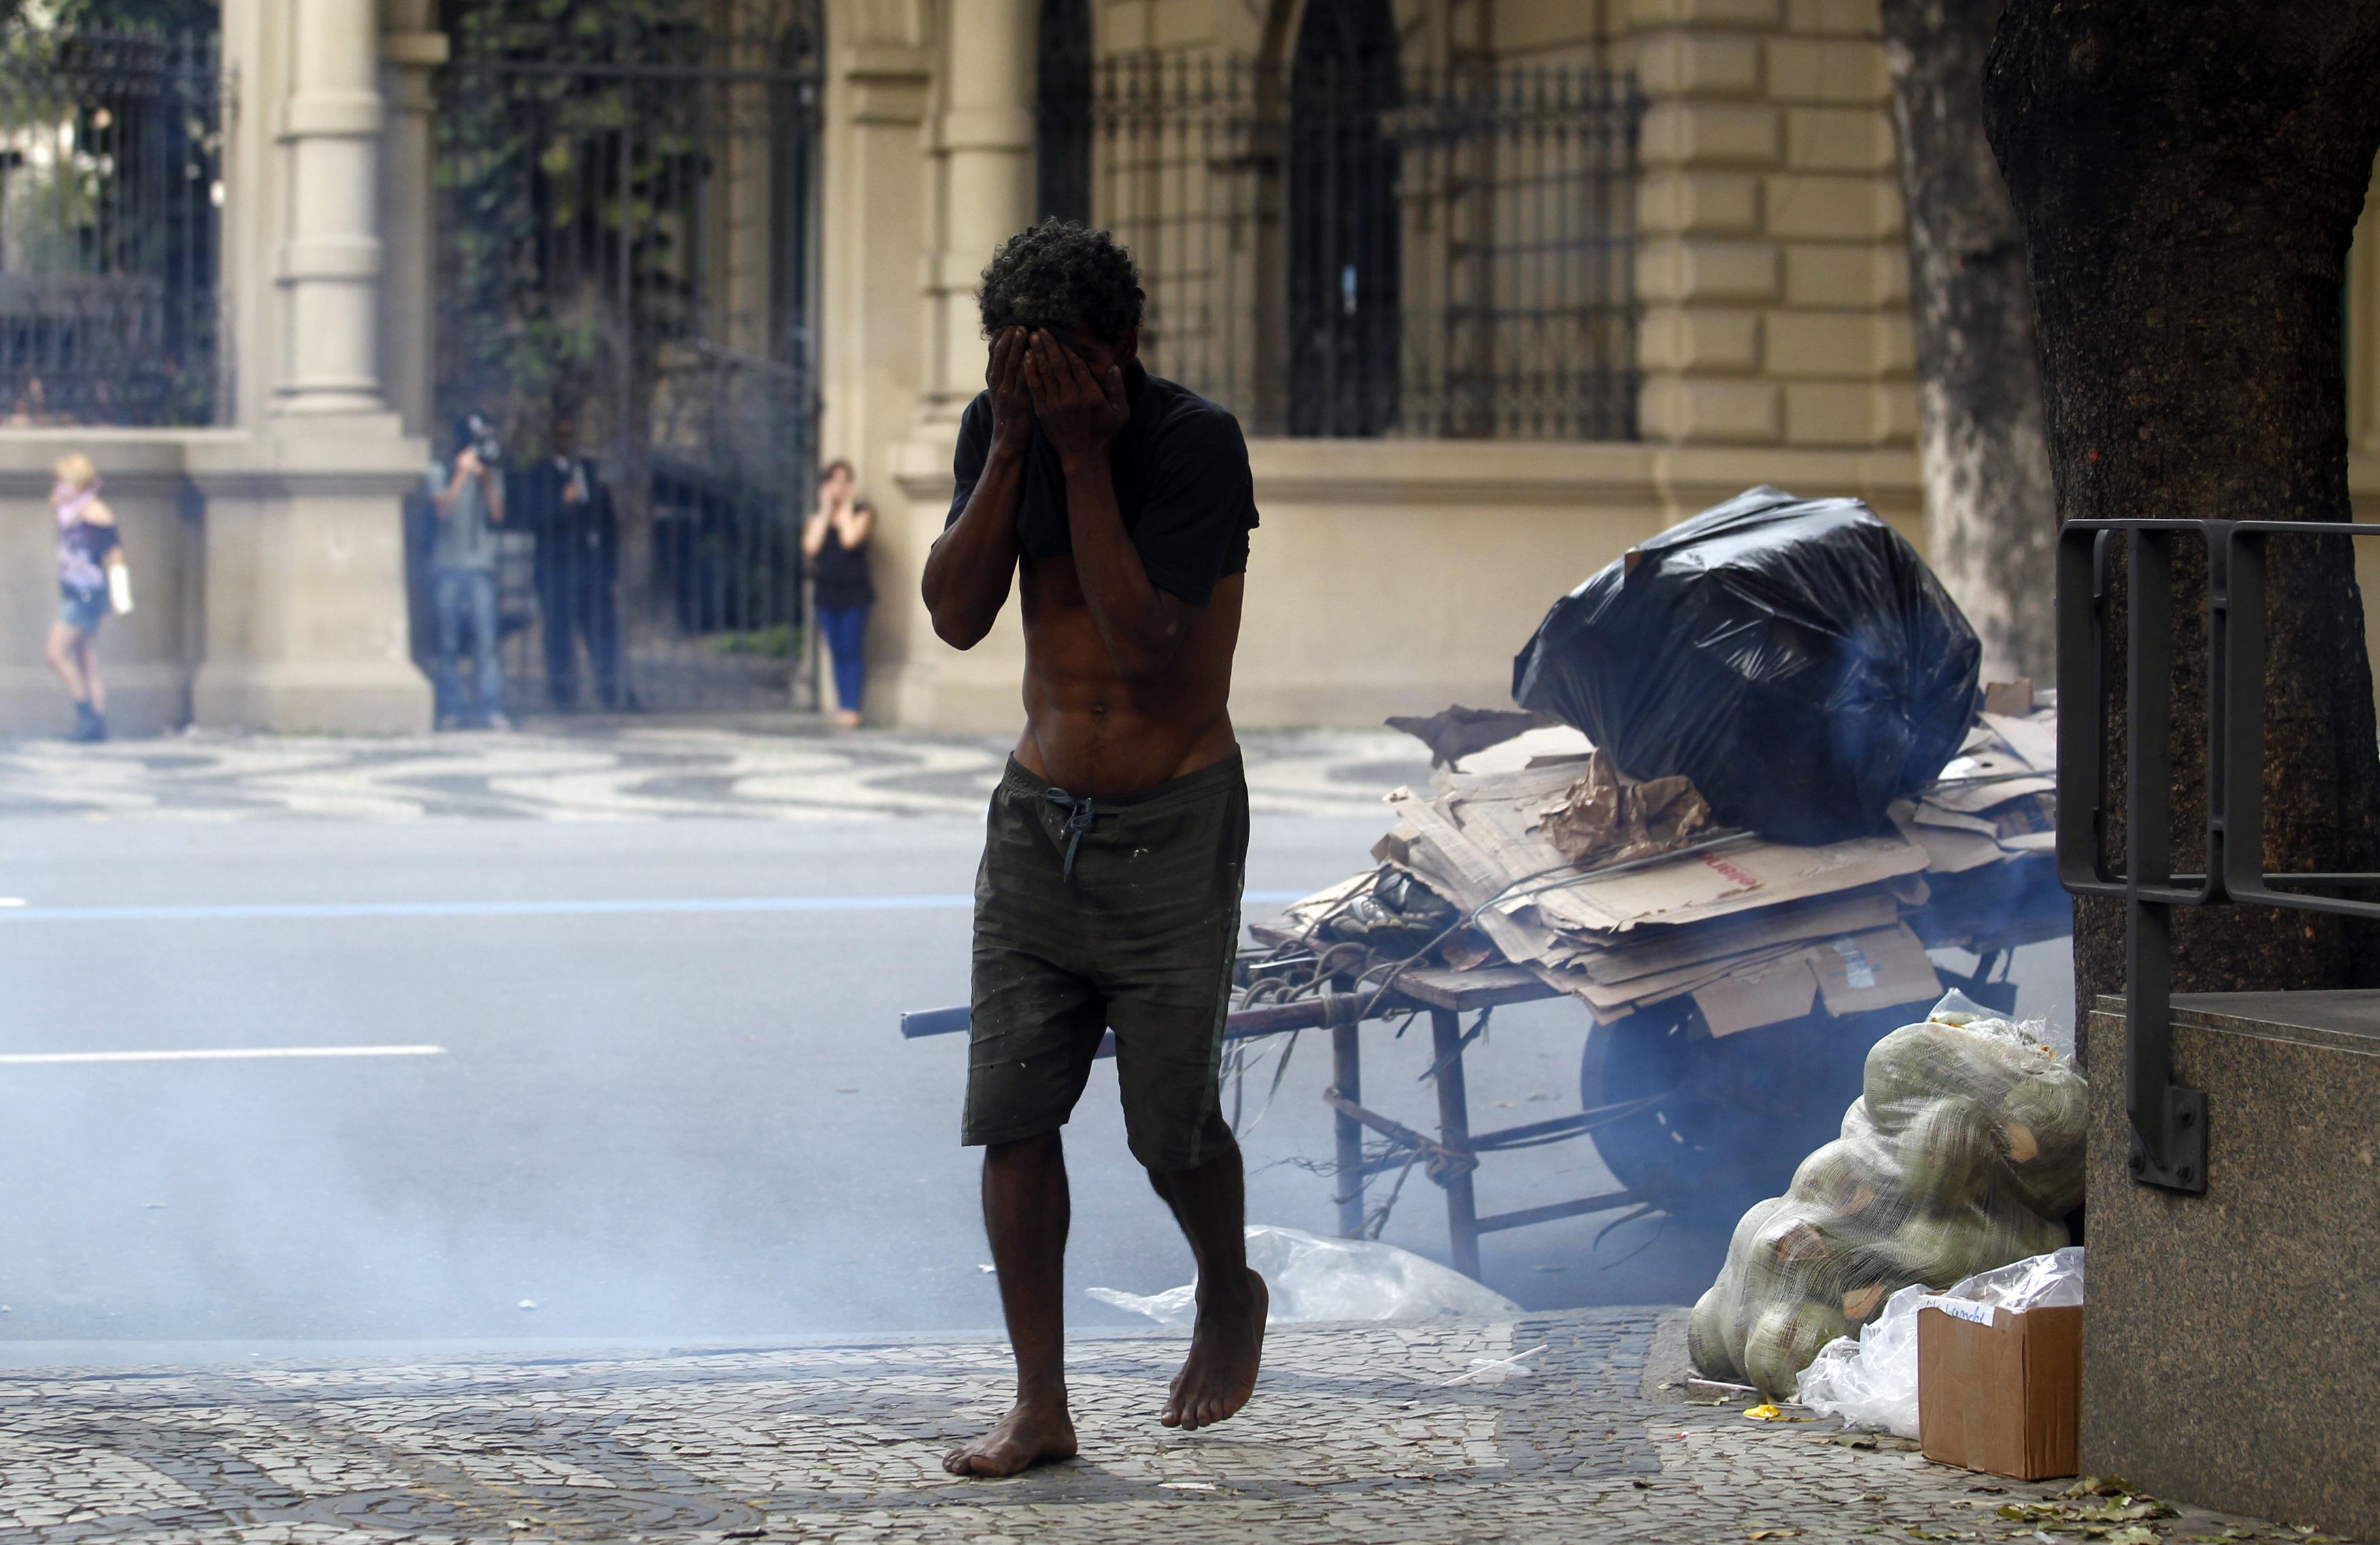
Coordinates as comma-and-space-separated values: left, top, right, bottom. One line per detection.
426, 413, 511, 730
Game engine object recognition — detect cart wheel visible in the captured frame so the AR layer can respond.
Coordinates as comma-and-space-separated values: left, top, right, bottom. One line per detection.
1578, 998, 1917, 1219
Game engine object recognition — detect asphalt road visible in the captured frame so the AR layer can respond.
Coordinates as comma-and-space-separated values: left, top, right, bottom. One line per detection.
0, 813, 2071, 1362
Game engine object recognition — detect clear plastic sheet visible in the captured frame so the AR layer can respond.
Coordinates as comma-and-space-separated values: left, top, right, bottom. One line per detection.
1087, 1225, 1520, 1326
1797, 1246, 2084, 1437
1686, 991, 2086, 1399
1511, 486, 1982, 845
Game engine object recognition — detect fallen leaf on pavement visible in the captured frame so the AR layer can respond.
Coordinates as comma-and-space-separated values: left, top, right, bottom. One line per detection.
2064, 1478, 2138, 1500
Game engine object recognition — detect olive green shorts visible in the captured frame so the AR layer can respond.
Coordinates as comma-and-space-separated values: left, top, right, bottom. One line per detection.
962, 751, 1248, 1173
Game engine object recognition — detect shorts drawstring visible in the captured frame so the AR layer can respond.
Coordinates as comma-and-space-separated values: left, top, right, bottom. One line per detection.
1041, 787, 1100, 879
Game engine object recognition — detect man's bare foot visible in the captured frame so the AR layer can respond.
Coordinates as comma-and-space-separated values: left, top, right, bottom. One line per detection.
942, 1399, 1078, 1477
1161, 1270, 1266, 1431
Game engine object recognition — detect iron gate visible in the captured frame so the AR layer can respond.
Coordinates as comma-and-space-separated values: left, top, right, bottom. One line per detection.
432, 0, 824, 716
0, 24, 224, 428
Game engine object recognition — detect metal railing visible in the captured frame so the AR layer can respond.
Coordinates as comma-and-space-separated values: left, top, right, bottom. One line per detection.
2057, 517, 2380, 1193
434, 0, 824, 714
1088, 55, 1644, 440
0, 25, 223, 427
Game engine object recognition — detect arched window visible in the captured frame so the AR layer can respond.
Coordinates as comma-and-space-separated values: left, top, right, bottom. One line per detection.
1286, 0, 1400, 436
1036, 0, 1093, 225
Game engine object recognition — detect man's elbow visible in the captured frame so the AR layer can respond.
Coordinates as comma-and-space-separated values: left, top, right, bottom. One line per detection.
929, 602, 987, 651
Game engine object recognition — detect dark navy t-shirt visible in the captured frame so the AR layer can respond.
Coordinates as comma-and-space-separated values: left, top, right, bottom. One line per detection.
945, 362, 1259, 607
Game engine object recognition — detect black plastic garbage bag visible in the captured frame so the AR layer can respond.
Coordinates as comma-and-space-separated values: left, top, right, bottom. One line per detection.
1510, 486, 1979, 845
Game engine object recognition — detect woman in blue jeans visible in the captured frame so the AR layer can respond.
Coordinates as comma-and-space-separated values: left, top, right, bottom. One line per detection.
803, 460, 875, 728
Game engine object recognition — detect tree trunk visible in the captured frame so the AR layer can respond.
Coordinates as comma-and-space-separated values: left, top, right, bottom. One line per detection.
1983, 1, 2380, 1017
1881, 0, 2058, 681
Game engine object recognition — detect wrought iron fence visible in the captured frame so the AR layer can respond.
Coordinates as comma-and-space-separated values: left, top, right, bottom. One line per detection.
0, 26, 224, 427
434, 0, 824, 715
1089, 55, 1643, 440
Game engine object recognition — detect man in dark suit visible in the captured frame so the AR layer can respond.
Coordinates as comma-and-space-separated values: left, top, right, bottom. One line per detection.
518, 418, 624, 710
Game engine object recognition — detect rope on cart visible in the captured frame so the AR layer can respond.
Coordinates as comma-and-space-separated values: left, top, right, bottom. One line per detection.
1361, 1141, 1427, 1240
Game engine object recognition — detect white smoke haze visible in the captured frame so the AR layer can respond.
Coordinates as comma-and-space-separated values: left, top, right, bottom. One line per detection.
0, 811, 2075, 1367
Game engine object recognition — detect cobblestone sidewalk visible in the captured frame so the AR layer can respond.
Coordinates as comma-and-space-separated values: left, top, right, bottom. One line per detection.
0, 1311, 2332, 1544
0, 726, 1427, 822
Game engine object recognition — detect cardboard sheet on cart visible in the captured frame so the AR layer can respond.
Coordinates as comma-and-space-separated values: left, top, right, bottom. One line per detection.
1381, 772, 1928, 934
1532, 918, 1939, 1032
1683, 921, 1939, 1036
1373, 792, 1566, 966
1521, 832, 1929, 936
1550, 883, 1906, 985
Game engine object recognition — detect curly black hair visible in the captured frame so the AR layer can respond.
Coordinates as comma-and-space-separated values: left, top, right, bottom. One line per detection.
978, 220, 1144, 343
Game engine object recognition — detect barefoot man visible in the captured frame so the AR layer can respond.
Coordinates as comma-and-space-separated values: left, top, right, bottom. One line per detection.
923, 222, 1265, 1477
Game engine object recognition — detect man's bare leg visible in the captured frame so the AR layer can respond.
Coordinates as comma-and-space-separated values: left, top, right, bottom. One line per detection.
1148, 1134, 1266, 1430
944, 1131, 1081, 1476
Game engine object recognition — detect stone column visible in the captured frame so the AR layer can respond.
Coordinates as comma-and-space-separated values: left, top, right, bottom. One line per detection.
878, 0, 1038, 730
1631, 1, 1787, 449
923, 0, 1036, 418
1626, 0, 1918, 532
186, 0, 432, 733
378, 5, 448, 437
276, 0, 386, 414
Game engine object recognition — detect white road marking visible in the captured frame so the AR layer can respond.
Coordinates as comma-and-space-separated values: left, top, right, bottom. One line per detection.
0, 889, 1308, 924
0, 1045, 445, 1066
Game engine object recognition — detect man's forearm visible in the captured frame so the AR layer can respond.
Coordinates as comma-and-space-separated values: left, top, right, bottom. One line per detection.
923, 444, 1024, 647
1061, 452, 1181, 678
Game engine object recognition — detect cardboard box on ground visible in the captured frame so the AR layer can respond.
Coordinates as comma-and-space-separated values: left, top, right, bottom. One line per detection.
1918, 1300, 2082, 1481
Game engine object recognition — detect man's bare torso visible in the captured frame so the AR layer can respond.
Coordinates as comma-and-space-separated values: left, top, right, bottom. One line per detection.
1013, 557, 1242, 796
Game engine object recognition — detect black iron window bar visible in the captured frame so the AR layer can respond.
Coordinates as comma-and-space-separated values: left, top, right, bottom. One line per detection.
0, 25, 226, 428
1086, 54, 1645, 441
2057, 517, 2380, 1195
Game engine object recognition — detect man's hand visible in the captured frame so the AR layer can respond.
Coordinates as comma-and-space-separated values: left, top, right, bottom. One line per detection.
456, 447, 486, 481
987, 326, 1034, 456
1024, 330, 1127, 465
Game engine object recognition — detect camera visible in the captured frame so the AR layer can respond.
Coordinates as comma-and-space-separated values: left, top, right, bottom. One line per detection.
456, 411, 505, 469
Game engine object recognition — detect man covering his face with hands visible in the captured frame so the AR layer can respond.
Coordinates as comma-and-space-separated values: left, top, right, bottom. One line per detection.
921, 220, 1263, 1477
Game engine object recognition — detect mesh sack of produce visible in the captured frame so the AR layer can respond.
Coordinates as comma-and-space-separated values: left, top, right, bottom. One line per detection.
1686, 991, 2085, 1398
1509, 486, 1980, 845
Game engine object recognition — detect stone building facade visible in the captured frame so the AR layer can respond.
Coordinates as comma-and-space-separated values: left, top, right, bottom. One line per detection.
0, 0, 2375, 735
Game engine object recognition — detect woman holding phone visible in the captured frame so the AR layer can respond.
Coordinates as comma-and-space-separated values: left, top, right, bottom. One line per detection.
44, 452, 129, 743
803, 459, 877, 728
